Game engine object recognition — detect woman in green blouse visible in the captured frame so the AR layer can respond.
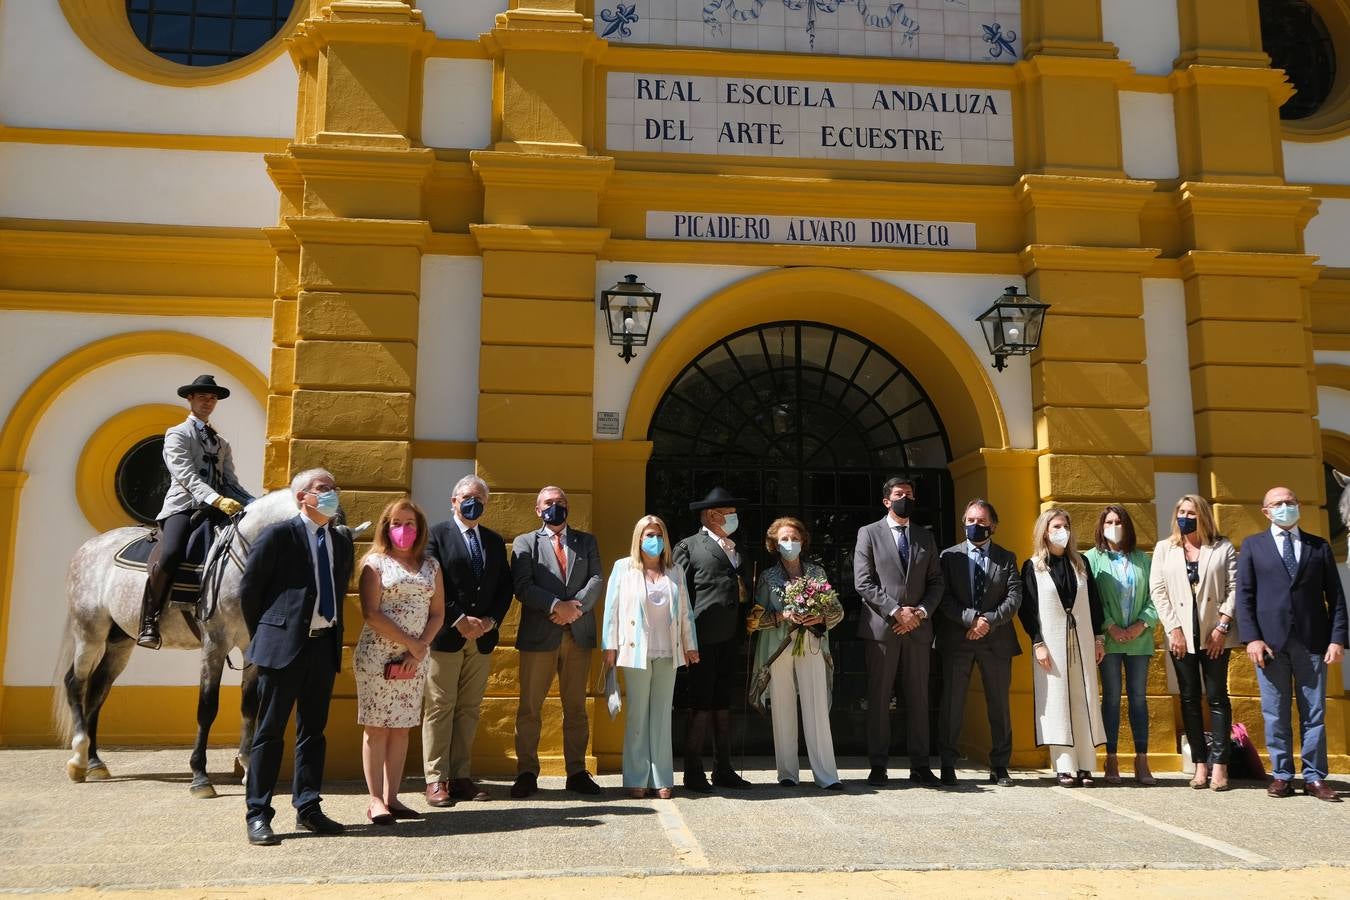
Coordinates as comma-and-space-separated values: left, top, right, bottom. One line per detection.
1084, 505, 1158, 785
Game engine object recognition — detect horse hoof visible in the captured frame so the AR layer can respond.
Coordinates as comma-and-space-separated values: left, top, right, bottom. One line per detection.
66, 760, 87, 783
189, 781, 217, 799
85, 763, 110, 781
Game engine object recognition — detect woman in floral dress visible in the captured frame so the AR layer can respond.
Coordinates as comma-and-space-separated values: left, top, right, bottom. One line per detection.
354, 498, 445, 824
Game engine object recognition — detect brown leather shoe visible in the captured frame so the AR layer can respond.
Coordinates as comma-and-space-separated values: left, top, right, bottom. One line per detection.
1304, 780, 1342, 802
425, 781, 454, 808
450, 778, 491, 802
1267, 778, 1294, 798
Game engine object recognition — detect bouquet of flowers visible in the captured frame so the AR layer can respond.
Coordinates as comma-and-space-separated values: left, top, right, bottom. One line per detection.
780, 576, 839, 656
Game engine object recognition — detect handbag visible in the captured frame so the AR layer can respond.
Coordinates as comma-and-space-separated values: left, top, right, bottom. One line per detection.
593, 660, 622, 720
384, 658, 417, 680
747, 631, 796, 715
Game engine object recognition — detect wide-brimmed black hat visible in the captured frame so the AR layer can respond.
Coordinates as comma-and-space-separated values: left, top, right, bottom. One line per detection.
689, 486, 747, 511
177, 374, 231, 400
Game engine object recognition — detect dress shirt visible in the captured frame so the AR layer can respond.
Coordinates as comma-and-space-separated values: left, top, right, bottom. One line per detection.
967, 539, 990, 610
452, 514, 489, 627
547, 525, 570, 613
298, 512, 337, 632
701, 525, 740, 568
1271, 524, 1302, 565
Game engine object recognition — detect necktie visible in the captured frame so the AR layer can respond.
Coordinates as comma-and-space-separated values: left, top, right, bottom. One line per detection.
895, 525, 909, 574
202, 422, 218, 445
553, 532, 568, 581
315, 526, 335, 622
972, 546, 986, 604
1281, 530, 1297, 579
466, 527, 484, 579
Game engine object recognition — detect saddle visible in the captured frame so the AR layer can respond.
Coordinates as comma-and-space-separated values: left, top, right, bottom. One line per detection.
114, 516, 214, 608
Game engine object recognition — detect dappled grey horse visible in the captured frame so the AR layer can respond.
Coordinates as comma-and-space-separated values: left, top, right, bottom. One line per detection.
53, 489, 300, 798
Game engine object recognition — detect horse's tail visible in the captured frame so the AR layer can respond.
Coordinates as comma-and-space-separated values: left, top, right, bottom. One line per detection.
51, 613, 76, 746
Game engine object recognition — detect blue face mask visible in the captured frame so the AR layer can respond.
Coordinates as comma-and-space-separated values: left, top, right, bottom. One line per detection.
1270, 503, 1300, 528
778, 539, 802, 561
314, 490, 340, 518
965, 523, 991, 544
721, 512, 739, 535
641, 535, 664, 557
459, 497, 484, 521
1176, 516, 1197, 535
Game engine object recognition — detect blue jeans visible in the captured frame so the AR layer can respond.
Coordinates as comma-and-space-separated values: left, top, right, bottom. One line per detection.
1255, 636, 1328, 782
1098, 653, 1150, 754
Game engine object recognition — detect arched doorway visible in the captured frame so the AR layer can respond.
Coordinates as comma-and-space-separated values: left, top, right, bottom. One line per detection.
646, 321, 954, 756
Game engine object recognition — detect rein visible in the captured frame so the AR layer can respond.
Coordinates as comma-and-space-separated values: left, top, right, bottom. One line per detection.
200, 512, 257, 671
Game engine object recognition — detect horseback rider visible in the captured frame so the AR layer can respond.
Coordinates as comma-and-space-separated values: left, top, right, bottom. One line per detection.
137, 374, 255, 649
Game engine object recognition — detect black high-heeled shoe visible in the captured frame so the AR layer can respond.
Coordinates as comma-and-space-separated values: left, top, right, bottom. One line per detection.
1056, 772, 1077, 787
1077, 770, 1095, 788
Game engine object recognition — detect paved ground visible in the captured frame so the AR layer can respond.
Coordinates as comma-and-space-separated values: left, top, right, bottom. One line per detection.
2, 748, 1348, 893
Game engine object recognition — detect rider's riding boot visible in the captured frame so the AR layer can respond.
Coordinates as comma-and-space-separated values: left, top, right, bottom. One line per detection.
137, 564, 170, 650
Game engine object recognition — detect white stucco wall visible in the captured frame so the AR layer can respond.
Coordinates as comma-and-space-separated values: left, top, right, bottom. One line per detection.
415, 256, 482, 442
1102, 0, 1180, 76
0, 312, 272, 432
1304, 197, 1350, 267
0, 143, 277, 228
1142, 278, 1196, 456
421, 59, 494, 150
5, 356, 266, 687
411, 458, 477, 521
1120, 92, 1179, 181
416, 0, 508, 40
0, 1, 296, 137
591, 264, 1035, 450
1284, 136, 1350, 186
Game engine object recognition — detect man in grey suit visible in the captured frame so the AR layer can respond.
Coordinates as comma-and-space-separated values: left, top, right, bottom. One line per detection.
936, 499, 1022, 788
853, 476, 944, 786
138, 374, 254, 649
510, 485, 604, 798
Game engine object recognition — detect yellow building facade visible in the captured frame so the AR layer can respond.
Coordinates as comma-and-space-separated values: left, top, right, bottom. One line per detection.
2, 0, 1349, 777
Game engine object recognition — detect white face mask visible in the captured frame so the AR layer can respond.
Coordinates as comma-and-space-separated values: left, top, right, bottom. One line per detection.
1048, 529, 1070, 549
778, 539, 802, 561
720, 512, 739, 535
1103, 525, 1123, 546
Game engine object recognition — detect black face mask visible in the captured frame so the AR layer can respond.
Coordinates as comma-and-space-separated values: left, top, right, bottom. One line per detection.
459, 497, 484, 521
965, 522, 991, 544
542, 503, 569, 526
1176, 516, 1198, 535
889, 496, 915, 519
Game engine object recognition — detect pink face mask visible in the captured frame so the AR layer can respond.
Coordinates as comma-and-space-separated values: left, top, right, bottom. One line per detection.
389, 524, 417, 550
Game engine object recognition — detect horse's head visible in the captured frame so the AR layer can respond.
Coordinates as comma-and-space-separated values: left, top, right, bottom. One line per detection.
238, 489, 300, 540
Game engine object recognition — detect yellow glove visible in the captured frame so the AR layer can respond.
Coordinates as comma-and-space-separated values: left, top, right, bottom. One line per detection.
214, 497, 244, 516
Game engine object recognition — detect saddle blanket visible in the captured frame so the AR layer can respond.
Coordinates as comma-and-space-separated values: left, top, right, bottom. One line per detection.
113, 522, 212, 607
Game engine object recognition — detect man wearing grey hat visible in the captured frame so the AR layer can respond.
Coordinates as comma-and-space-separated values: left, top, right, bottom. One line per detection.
673, 486, 754, 792
137, 374, 255, 649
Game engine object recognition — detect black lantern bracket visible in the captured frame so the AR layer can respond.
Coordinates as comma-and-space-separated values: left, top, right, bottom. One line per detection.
600, 273, 661, 364
976, 285, 1049, 372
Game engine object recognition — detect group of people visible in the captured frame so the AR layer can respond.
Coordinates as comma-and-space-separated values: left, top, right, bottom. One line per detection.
144, 376, 1350, 848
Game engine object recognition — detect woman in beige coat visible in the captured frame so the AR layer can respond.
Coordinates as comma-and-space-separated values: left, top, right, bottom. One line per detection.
1149, 494, 1241, 791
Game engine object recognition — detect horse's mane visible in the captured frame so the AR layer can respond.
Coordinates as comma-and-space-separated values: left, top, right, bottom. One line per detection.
240, 489, 299, 539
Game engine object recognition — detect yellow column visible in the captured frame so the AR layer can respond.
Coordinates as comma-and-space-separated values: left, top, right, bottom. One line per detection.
1171, 1, 1345, 769
0, 471, 27, 739
1014, 5, 1174, 769
468, 1, 616, 775
265, 1, 436, 775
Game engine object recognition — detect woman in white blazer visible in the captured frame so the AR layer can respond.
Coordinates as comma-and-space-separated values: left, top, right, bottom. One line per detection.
1149, 493, 1240, 791
602, 515, 699, 798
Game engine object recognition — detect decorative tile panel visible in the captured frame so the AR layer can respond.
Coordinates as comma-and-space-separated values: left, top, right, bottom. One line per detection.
595, 0, 1022, 62
605, 72, 1014, 165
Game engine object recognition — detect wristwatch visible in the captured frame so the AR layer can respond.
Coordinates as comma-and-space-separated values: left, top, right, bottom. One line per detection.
915, 607, 928, 621
1216, 621, 1230, 634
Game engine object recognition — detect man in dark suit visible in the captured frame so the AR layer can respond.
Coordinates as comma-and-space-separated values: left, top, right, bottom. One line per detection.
673, 486, 753, 792
936, 499, 1022, 788
510, 485, 604, 798
240, 467, 354, 845
1236, 485, 1348, 802
421, 474, 513, 806
853, 476, 945, 787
